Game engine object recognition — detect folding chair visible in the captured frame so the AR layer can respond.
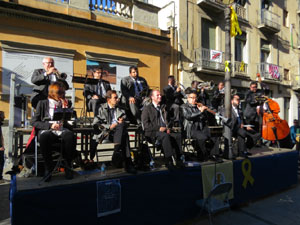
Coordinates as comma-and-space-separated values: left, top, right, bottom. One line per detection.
196, 182, 232, 225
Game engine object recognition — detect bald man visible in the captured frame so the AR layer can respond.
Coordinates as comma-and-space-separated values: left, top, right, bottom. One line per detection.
31, 57, 69, 109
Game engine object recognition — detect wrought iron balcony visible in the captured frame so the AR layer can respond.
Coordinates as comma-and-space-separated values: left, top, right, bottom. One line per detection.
194, 48, 225, 72
89, 0, 133, 18
257, 63, 282, 82
233, 3, 247, 22
233, 61, 248, 76
197, 0, 225, 12
258, 9, 280, 33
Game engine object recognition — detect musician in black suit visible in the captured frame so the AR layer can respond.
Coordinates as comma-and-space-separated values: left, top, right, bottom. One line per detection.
244, 80, 269, 133
212, 81, 225, 111
31, 82, 76, 181
141, 90, 184, 170
181, 91, 221, 162
121, 66, 149, 125
84, 67, 111, 116
163, 75, 184, 125
92, 90, 136, 174
31, 57, 69, 109
223, 95, 260, 158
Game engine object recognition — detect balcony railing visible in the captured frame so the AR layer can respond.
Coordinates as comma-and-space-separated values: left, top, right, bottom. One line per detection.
197, 0, 225, 12
89, 0, 133, 18
259, 9, 281, 33
258, 63, 282, 81
234, 61, 248, 76
234, 3, 247, 21
194, 48, 225, 72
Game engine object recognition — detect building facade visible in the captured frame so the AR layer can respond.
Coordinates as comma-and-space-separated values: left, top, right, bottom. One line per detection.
0, 0, 171, 117
152, 0, 300, 125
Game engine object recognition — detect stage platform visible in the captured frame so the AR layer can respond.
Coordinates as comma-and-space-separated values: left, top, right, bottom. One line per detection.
10, 147, 298, 225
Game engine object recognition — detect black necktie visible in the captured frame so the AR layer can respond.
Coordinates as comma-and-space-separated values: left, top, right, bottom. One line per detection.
98, 82, 103, 97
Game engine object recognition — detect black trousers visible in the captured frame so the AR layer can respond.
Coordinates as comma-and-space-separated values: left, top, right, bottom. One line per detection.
191, 126, 211, 156
38, 129, 76, 170
90, 123, 131, 160
224, 128, 260, 156
155, 131, 182, 159
0, 150, 4, 180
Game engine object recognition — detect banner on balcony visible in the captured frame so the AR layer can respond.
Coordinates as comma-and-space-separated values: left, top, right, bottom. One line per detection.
210, 50, 223, 63
268, 64, 280, 80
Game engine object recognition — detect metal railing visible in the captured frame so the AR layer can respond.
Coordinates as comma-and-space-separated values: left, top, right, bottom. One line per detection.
234, 3, 247, 21
258, 63, 282, 81
234, 61, 248, 75
89, 0, 133, 18
260, 9, 280, 31
194, 48, 225, 71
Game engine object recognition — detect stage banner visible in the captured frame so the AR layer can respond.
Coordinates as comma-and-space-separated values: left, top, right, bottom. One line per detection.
97, 179, 121, 217
201, 161, 234, 199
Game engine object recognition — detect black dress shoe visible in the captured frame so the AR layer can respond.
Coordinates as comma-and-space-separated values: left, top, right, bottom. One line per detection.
166, 161, 176, 171
210, 155, 224, 163
176, 160, 185, 169
125, 165, 137, 174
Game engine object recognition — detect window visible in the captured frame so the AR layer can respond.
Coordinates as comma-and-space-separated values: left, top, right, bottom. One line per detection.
235, 32, 246, 62
260, 39, 270, 63
284, 68, 290, 80
283, 9, 288, 27
201, 19, 216, 50
262, 0, 270, 10
235, 0, 246, 7
284, 97, 290, 122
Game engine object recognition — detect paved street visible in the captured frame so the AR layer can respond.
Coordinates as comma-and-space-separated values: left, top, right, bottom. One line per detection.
181, 176, 300, 225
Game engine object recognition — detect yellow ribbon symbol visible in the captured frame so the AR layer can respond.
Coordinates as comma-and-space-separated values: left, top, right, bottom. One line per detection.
240, 61, 245, 72
225, 61, 230, 72
242, 158, 254, 189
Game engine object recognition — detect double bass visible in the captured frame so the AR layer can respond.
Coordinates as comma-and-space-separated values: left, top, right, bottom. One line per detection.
256, 73, 290, 143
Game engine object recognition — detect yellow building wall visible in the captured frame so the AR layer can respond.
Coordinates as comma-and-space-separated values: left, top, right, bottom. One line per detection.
0, 12, 170, 116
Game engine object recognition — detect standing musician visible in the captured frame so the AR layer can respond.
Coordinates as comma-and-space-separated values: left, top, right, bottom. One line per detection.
121, 66, 149, 125
163, 75, 184, 126
84, 67, 112, 116
92, 90, 137, 174
31, 57, 69, 109
223, 95, 260, 158
212, 81, 225, 111
181, 91, 221, 162
244, 80, 268, 134
31, 82, 76, 181
141, 90, 184, 170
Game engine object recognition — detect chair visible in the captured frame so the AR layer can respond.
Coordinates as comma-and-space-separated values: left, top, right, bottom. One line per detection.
196, 182, 232, 225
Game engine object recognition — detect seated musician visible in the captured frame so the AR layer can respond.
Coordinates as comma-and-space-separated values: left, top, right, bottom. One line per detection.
163, 75, 184, 126
121, 66, 149, 125
31, 57, 69, 109
91, 90, 137, 174
84, 67, 111, 116
223, 95, 260, 158
141, 90, 184, 170
181, 91, 221, 162
31, 82, 76, 181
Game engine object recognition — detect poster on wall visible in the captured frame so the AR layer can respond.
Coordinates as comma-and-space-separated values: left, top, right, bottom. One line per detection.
2, 51, 73, 95
86, 60, 129, 92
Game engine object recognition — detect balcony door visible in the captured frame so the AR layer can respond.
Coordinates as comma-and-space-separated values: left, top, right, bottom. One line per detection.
201, 18, 216, 50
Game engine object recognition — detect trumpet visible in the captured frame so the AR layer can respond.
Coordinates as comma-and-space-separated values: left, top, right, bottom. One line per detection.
198, 81, 215, 90
54, 71, 67, 80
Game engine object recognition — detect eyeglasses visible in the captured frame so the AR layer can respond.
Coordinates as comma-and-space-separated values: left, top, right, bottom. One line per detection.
43, 61, 53, 64
188, 97, 197, 99
110, 97, 118, 99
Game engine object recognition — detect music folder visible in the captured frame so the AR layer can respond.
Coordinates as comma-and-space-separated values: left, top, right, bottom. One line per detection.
52, 108, 74, 121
